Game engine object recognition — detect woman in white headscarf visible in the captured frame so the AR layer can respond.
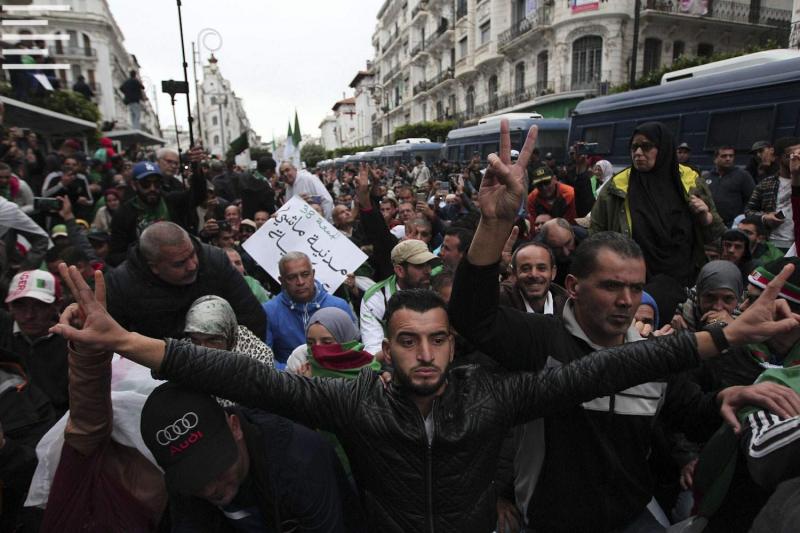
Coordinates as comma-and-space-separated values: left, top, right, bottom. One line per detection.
591, 160, 614, 198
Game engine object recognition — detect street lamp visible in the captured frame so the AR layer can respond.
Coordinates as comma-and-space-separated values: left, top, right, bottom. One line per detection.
192, 28, 222, 143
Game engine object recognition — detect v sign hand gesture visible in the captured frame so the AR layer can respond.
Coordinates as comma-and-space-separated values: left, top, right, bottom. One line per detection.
467, 120, 538, 266
478, 120, 538, 222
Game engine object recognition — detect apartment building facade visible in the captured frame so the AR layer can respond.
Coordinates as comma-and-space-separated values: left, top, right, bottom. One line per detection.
369, 0, 792, 143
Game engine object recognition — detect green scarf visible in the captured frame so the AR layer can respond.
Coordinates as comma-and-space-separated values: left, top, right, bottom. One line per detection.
131, 196, 170, 235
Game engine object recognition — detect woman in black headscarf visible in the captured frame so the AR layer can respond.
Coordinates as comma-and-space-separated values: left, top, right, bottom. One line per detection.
590, 122, 725, 286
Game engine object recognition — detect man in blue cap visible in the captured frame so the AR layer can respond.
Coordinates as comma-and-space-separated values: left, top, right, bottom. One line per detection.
108, 148, 206, 266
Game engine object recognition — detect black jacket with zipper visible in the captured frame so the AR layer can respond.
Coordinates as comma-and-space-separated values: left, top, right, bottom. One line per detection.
157, 323, 703, 533
105, 238, 265, 340
450, 258, 722, 532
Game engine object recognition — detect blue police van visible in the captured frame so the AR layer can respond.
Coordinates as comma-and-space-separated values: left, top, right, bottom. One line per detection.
443, 113, 571, 164
567, 49, 800, 169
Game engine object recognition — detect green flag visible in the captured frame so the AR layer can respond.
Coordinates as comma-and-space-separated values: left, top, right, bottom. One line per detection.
292, 111, 302, 147
228, 131, 249, 156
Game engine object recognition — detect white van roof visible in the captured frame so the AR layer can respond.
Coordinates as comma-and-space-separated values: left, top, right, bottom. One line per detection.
661, 49, 800, 84
478, 112, 543, 124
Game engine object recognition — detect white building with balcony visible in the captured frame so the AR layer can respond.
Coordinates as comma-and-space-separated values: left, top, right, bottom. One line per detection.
369, 0, 793, 144
197, 55, 258, 166
349, 68, 377, 146
11, 0, 163, 140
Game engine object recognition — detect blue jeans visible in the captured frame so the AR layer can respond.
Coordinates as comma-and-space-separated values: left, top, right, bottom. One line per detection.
128, 101, 141, 130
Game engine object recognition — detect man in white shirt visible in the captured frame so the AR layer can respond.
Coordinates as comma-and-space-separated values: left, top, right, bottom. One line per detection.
278, 162, 333, 221
411, 156, 432, 190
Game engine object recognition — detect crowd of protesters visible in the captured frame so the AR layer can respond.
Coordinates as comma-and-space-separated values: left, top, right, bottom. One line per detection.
2, 104, 800, 533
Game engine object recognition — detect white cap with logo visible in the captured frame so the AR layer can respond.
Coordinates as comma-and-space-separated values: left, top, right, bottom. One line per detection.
5, 270, 58, 304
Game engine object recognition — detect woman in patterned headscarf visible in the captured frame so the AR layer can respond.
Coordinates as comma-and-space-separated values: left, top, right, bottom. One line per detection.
183, 295, 274, 372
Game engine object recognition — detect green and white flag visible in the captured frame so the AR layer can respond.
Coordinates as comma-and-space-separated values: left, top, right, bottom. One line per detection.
283, 121, 296, 166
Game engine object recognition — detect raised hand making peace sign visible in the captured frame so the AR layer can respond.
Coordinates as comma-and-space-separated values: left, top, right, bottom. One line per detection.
467, 119, 538, 266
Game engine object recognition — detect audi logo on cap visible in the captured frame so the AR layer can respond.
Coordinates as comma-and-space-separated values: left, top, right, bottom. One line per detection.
156, 412, 199, 446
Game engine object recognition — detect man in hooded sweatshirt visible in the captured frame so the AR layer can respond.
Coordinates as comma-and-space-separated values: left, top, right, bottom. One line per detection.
264, 252, 356, 363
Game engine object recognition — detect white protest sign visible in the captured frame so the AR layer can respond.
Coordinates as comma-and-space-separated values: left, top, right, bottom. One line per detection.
243, 196, 367, 293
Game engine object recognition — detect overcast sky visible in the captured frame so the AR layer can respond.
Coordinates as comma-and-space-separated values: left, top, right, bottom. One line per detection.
107, 0, 382, 143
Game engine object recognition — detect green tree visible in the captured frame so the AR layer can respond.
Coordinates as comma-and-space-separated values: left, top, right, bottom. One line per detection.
300, 143, 327, 167
30, 90, 101, 123
333, 145, 374, 157
610, 42, 782, 94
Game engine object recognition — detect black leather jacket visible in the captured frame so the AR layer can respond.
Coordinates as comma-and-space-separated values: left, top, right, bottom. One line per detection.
157, 333, 701, 533
105, 238, 265, 340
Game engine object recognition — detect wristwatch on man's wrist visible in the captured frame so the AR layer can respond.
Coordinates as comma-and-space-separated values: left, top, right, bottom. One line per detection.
708, 325, 732, 355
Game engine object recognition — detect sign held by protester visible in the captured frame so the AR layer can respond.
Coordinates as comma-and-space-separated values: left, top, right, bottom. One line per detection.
243, 196, 367, 293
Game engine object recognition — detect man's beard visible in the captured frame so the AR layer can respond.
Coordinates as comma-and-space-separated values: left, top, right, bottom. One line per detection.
393, 365, 448, 397
138, 191, 160, 206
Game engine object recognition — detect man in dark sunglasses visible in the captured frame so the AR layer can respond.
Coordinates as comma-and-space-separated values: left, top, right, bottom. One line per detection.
107, 147, 208, 266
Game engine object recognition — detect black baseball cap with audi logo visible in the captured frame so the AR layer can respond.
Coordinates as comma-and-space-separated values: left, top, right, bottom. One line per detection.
140, 382, 238, 494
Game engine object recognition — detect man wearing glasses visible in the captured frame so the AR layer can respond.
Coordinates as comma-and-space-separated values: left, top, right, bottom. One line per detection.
156, 147, 186, 193
107, 149, 207, 266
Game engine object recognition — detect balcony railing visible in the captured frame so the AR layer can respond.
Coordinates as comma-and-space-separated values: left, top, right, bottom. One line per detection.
429, 67, 454, 90
49, 46, 96, 58
410, 40, 427, 57
535, 80, 555, 95
432, 18, 450, 40
382, 65, 402, 84
643, 0, 791, 27
570, 78, 610, 93
413, 80, 432, 95
453, 82, 556, 124
498, 7, 553, 47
